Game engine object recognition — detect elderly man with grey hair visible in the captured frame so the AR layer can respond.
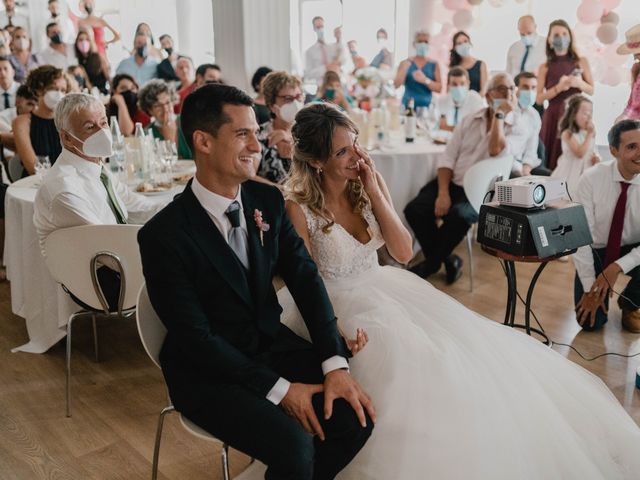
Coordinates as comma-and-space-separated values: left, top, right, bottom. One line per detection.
33, 93, 166, 308
405, 72, 540, 283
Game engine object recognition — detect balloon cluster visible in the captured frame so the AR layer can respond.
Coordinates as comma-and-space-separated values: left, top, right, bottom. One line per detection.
574, 0, 627, 86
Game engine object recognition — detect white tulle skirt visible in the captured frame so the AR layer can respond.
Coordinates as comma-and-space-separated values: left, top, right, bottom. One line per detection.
236, 265, 640, 480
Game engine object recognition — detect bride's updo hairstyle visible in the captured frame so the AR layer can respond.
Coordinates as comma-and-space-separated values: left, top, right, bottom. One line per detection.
287, 103, 369, 233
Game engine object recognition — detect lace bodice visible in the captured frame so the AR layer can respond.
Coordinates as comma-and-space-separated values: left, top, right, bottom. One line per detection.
299, 203, 385, 281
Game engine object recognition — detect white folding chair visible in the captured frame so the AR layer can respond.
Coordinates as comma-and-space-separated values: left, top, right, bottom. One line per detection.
43, 224, 144, 417
136, 284, 232, 480
462, 155, 514, 292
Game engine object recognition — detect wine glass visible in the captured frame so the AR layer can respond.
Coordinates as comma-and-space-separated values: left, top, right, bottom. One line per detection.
163, 140, 178, 174
34, 155, 51, 182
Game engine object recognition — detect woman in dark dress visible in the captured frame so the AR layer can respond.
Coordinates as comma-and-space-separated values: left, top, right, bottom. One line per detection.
13, 66, 67, 176
449, 31, 488, 96
74, 29, 110, 94
537, 19, 594, 171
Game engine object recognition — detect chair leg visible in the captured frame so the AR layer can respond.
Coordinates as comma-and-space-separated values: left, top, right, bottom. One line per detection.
466, 229, 474, 292
65, 313, 79, 418
92, 314, 99, 363
221, 443, 230, 480
152, 406, 175, 480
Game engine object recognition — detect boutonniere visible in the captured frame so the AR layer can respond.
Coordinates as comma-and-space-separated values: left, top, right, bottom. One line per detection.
254, 209, 270, 246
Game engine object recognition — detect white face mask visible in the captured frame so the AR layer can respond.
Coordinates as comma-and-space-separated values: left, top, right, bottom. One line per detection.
68, 127, 113, 158
278, 100, 303, 123
14, 37, 29, 50
43, 90, 65, 110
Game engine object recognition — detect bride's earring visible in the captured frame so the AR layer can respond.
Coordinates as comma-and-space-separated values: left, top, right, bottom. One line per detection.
316, 167, 323, 175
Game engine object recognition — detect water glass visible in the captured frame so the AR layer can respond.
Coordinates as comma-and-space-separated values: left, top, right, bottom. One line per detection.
163, 140, 178, 173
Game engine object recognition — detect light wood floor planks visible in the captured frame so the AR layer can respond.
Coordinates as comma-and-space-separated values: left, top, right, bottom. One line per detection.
1, 241, 639, 479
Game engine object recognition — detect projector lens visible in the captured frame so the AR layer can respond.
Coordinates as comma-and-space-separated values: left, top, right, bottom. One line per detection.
533, 185, 546, 205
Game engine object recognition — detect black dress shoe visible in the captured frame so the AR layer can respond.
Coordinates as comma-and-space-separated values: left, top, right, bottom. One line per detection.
444, 254, 463, 284
409, 260, 440, 279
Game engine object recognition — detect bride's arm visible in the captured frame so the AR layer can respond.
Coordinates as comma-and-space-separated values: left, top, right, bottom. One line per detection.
355, 144, 413, 264
285, 200, 314, 255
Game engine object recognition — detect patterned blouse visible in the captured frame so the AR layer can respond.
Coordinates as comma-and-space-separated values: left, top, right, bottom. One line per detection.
257, 120, 291, 184
623, 72, 640, 120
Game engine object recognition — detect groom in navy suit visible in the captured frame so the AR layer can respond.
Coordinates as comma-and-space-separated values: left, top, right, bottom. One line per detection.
138, 84, 374, 479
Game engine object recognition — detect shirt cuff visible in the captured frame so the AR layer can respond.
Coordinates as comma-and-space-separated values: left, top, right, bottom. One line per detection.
266, 377, 290, 405
321, 355, 349, 375
615, 254, 639, 275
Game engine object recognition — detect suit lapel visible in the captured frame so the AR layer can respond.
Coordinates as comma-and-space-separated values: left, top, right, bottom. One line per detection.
180, 183, 253, 307
241, 187, 270, 307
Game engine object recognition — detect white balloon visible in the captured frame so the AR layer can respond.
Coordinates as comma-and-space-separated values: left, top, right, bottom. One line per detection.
453, 10, 474, 30
467, 0, 484, 5
596, 23, 618, 45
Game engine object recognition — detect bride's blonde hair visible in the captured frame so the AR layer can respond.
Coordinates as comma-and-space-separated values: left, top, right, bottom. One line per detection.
286, 103, 369, 233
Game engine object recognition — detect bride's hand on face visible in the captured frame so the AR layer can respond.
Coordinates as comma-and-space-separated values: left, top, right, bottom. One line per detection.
346, 328, 368, 356
354, 143, 381, 198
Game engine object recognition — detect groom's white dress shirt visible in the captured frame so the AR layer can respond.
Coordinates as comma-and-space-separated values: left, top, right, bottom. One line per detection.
34, 148, 166, 254
192, 176, 348, 405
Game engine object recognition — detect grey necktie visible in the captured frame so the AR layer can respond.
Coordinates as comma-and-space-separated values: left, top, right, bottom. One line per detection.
225, 201, 250, 270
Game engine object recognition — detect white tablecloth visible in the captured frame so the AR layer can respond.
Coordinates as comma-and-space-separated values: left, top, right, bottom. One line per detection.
3, 175, 176, 354
371, 135, 446, 218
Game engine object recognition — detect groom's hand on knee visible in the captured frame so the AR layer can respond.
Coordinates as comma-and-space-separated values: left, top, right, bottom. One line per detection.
323, 370, 376, 428
281, 383, 326, 441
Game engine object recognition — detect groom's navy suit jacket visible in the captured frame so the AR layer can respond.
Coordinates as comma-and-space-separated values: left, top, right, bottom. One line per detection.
138, 180, 349, 413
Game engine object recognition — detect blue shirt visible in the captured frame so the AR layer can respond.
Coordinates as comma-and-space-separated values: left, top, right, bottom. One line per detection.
115, 55, 159, 86
402, 61, 436, 108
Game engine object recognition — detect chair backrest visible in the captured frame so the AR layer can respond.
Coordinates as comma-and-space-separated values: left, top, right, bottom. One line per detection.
8, 155, 24, 182
136, 283, 166, 369
43, 224, 143, 311
463, 155, 514, 214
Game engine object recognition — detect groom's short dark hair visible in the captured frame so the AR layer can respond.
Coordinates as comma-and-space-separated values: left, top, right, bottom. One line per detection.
181, 83, 254, 152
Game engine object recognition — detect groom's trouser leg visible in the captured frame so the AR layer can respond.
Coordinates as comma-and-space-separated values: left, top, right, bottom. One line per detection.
272, 348, 374, 480
182, 349, 372, 480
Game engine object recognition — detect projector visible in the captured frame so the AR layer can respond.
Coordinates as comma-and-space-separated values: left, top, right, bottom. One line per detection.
495, 176, 566, 209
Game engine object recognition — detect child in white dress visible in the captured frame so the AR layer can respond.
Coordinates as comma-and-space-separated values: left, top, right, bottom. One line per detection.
551, 94, 599, 199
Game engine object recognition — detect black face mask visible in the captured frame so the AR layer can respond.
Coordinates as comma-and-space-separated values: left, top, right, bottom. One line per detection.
51, 12, 59, 18
120, 90, 138, 116
50, 33, 62, 45
85, 5, 93, 14
136, 46, 147, 59
164, 47, 173, 56
74, 74, 85, 88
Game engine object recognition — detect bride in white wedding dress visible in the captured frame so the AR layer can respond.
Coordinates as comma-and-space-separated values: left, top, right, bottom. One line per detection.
237, 103, 640, 480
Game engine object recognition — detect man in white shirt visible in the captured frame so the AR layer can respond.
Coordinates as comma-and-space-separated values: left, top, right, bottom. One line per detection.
0, 0, 29, 31
573, 120, 640, 333
328, 26, 348, 74
34, 93, 165, 253
39, 22, 76, 70
138, 83, 374, 479
0, 55, 17, 111
406, 72, 528, 283
436, 66, 484, 132
304, 16, 339, 86
505, 15, 546, 79
0, 84, 36, 163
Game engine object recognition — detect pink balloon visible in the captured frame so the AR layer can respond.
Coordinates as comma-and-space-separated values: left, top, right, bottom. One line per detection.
576, 0, 604, 24
603, 44, 627, 66
443, 0, 467, 11
601, 0, 621, 11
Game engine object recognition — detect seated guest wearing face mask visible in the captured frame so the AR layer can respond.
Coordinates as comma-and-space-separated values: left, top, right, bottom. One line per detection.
115, 33, 159, 87
73, 29, 109, 94
67, 65, 91, 92
39, 22, 76, 69
33, 93, 166, 309
394, 29, 442, 108
106, 73, 150, 136
405, 72, 537, 283
314, 70, 353, 112
156, 34, 179, 83
9, 27, 41, 84
255, 71, 303, 186
138, 79, 191, 159
437, 67, 483, 132
13, 65, 66, 176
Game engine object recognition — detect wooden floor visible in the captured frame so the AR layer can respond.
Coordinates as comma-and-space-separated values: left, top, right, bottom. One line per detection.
1, 241, 640, 479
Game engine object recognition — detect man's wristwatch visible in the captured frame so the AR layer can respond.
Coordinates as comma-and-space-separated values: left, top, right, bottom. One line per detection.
494, 112, 505, 120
